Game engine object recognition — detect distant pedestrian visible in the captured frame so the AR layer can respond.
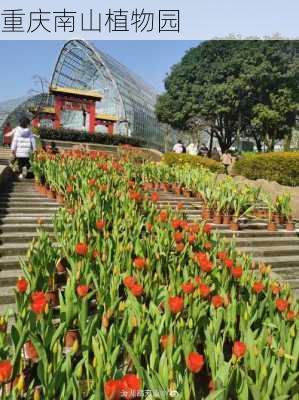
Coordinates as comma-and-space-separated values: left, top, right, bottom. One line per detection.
11, 117, 36, 179
173, 140, 184, 154
221, 151, 233, 174
2, 122, 12, 147
187, 142, 198, 156
211, 147, 220, 162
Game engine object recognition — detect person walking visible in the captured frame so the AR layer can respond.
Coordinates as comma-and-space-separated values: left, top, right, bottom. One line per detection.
11, 117, 36, 179
2, 122, 12, 147
211, 147, 220, 161
186, 142, 198, 156
172, 140, 184, 154
221, 151, 233, 174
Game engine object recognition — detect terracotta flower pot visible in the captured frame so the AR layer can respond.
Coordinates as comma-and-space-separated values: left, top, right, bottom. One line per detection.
213, 214, 222, 224
222, 215, 232, 225
64, 329, 80, 348
202, 207, 212, 221
40, 185, 47, 196
273, 213, 283, 225
267, 222, 277, 231
175, 187, 182, 195
0, 321, 7, 333
45, 290, 59, 308
230, 221, 240, 231
286, 222, 295, 231
183, 190, 192, 198
24, 341, 39, 362
47, 189, 56, 200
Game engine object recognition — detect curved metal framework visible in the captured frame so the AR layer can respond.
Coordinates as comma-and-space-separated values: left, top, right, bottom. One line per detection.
0, 40, 176, 150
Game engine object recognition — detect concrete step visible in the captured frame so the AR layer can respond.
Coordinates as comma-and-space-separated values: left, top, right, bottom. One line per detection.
0, 243, 30, 256
0, 255, 22, 270
240, 246, 299, 257
235, 236, 299, 247
0, 216, 54, 224
0, 209, 58, 216
0, 223, 53, 233
286, 278, 299, 289
253, 255, 299, 268
218, 230, 299, 238
0, 231, 54, 244
0, 286, 16, 305
0, 201, 58, 208
0, 269, 21, 287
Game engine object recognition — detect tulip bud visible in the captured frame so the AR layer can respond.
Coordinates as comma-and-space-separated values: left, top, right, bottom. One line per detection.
176, 265, 180, 272
21, 308, 27, 319
290, 325, 296, 337
76, 364, 83, 379
33, 387, 41, 400
52, 341, 58, 354
261, 365, 267, 377
47, 364, 52, 375
92, 356, 97, 368
16, 373, 25, 392
188, 318, 193, 329
71, 339, 79, 355
244, 310, 248, 321
45, 303, 49, 314
153, 273, 158, 282
119, 301, 126, 312
169, 369, 174, 381
102, 314, 109, 328
131, 315, 138, 327
27, 264, 33, 273
156, 254, 160, 260
253, 346, 259, 356
278, 347, 285, 357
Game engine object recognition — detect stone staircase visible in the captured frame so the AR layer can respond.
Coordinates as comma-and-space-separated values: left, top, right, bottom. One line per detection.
0, 147, 11, 165
0, 179, 58, 311
156, 191, 299, 297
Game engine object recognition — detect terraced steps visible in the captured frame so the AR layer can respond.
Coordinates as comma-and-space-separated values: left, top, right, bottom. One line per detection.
156, 190, 299, 297
0, 179, 56, 308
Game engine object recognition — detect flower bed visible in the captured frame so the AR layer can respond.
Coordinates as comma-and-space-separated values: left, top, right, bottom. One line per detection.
0, 149, 298, 399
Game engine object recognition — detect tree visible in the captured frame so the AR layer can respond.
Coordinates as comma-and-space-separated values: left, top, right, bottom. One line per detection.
156, 41, 299, 152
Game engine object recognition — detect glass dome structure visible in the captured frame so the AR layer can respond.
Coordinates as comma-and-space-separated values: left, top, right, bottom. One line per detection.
0, 40, 176, 151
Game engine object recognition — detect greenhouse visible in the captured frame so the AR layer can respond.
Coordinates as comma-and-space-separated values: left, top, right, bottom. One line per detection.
0, 40, 175, 151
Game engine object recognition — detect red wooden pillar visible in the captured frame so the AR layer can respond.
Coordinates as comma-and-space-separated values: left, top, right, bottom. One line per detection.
31, 116, 40, 128
107, 122, 114, 135
54, 96, 63, 129
89, 101, 96, 133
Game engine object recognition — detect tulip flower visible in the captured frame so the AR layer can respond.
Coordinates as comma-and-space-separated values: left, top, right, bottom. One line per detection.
31, 291, 47, 314
133, 257, 146, 270
232, 341, 247, 358
211, 295, 224, 308
75, 242, 88, 256
104, 379, 121, 400
130, 283, 143, 297
16, 277, 28, 293
181, 281, 195, 294
231, 266, 243, 279
0, 360, 13, 383
123, 276, 136, 289
168, 296, 184, 314
252, 281, 264, 294
276, 298, 288, 312
186, 352, 204, 373
76, 284, 89, 298
199, 283, 211, 298
174, 231, 183, 243
160, 335, 176, 349
96, 219, 106, 230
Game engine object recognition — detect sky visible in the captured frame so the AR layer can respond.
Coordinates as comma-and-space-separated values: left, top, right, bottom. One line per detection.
0, 40, 199, 103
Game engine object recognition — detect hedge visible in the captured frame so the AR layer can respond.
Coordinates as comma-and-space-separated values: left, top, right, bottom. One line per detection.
36, 127, 145, 147
233, 152, 299, 186
163, 153, 225, 173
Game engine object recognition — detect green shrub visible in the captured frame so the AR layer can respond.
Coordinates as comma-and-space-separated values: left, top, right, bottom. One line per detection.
163, 153, 225, 173
233, 152, 299, 186
36, 127, 145, 147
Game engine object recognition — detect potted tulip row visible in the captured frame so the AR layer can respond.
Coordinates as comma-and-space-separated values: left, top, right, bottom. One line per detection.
0, 149, 298, 399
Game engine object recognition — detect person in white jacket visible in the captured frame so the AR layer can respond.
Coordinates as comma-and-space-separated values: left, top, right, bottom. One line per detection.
11, 117, 36, 178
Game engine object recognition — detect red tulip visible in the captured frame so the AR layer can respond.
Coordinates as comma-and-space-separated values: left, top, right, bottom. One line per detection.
160, 335, 176, 349
211, 295, 224, 308
217, 251, 227, 261
133, 257, 146, 270
188, 234, 196, 244
194, 276, 202, 285
231, 266, 243, 279
224, 258, 234, 269
158, 211, 168, 222
181, 281, 195, 294
286, 310, 297, 321
172, 219, 182, 230
76, 285, 89, 298
174, 231, 183, 243
271, 284, 281, 295
204, 241, 212, 250
16, 277, 28, 293
96, 219, 106, 230
252, 281, 264, 294
145, 223, 152, 232
66, 184, 73, 193
203, 224, 212, 234
276, 298, 288, 312
123, 276, 136, 289
232, 341, 247, 358
92, 250, 101, 259
120, 374, 141, 399
130, 284, 143, 297
75, 243, 88, 256
88, 178, 96, 186
0, 360, 13, 383
150, 192, 159, 202
104, 379, 121, 400
199, 283, 211, 298
31, 291, 47, 314
176, 242, 185, 253
199, 258, 213, 273
186, 352, 204, 373
168, 296, 184, 314
189, 223, 199, 233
